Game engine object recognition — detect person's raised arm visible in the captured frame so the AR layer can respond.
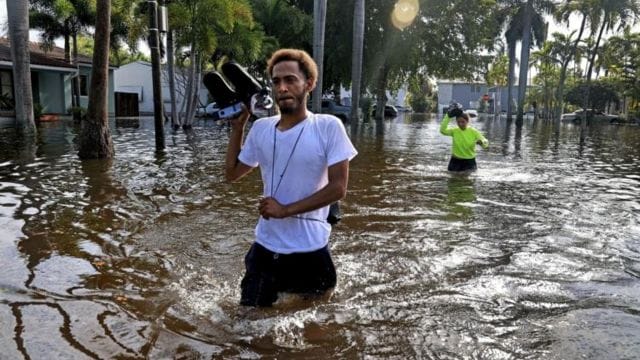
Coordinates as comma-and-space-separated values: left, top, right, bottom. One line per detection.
225, 108, 254, 182
440, 113, 453, 135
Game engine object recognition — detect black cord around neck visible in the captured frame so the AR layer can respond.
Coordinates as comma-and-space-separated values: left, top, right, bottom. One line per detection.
270, 121, 305, 197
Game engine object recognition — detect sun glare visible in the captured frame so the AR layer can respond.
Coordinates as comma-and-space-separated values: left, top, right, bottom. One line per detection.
391, 0, 419, 30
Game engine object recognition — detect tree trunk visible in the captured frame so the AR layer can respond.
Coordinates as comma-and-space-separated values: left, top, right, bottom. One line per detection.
167, 30, 179, 129
506, 39, 516, 120
73, 32, 82, 118
64, 27, 71, 62
182, 46, 197, 129
556, 14, 587, 121
312, 0, 327, 112
7, 0, 36, 133
187, 56, 201, 124
78, 0, 113, 159
375, 63, 389, 135
350, 0, 364, 132
516, 0, 533, 125
581, 14, 607, 131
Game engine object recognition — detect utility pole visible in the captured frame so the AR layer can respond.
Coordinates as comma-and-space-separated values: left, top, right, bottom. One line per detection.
312, 1, 327, 113
148, 0, 165, 151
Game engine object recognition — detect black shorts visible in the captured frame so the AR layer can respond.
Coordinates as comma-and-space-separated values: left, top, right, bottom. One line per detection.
448, 157, 477, 172
240, 242, 337, 307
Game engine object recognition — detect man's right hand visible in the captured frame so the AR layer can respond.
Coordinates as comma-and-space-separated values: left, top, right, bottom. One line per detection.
229, 106, 251, 132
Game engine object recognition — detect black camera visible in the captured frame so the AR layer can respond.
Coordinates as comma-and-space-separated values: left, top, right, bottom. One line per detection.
446, 101, 464, 118
202, 62, 273, 119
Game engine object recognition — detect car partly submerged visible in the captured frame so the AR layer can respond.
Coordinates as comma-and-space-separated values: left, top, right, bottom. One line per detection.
561, 109, 621, 123
195, 102, 221, 119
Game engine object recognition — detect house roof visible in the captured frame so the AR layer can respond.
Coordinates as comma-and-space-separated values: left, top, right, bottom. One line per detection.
436, 80, 487, 85
0, 37, 114, 71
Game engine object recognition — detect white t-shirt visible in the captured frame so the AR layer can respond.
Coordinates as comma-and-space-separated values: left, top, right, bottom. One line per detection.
238, 112, 358, 254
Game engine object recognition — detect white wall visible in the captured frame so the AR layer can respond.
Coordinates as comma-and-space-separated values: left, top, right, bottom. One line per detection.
114, 61, 209, 114
114, 62, 154, 113
339, 85, 408, 106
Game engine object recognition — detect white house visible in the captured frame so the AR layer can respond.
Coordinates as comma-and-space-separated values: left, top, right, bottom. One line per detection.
114, 61, 209, 115
0, 37, 116, 120
437, 80, 489, 114
338, 85, 408, 107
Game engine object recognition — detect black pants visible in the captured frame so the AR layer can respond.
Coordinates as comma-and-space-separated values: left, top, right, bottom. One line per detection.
448, 157, 477, 172
240, 242, 337, 307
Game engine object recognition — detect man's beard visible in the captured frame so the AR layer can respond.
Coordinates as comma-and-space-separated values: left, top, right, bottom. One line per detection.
278, 94, 304, 115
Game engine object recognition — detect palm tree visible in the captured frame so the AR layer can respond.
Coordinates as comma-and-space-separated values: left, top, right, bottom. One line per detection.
7, 0, 36, 133
581, 0, 640, 128
78, 0, 113, 159
553, 0, 591, 119
350, 0, 365, 131
505, 24, 520, 120
514, 0, 553, 124
168, 0, 260, 127
530, 41, 560, 118
546, 31, 580, 119
29, 0, 95, 114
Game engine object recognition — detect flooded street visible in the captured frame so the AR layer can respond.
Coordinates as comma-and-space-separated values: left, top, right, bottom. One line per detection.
1, 114, 639, 359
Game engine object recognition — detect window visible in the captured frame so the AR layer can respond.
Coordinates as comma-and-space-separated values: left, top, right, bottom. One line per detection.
72, 74, 89, 97
79, 75, 88, 96
0, 71, 14, 110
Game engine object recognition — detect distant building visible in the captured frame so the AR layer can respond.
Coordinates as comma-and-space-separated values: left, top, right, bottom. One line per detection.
114, 61, 208, 115
338, 85, 409, 108
437, 80, 489, 114
0, 37, 116, 118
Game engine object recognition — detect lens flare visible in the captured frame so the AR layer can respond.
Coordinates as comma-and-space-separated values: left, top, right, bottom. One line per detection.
391, 0, 419, 30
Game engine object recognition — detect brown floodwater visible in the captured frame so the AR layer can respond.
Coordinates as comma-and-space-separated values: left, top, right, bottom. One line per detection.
1, 114, 639, 359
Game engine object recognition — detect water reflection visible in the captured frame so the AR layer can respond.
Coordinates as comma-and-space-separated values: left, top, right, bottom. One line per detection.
445, 175, 476, 220
1, 115, 640, 358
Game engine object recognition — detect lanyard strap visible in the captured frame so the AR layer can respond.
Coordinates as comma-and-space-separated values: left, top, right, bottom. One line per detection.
270, 121, 305, 197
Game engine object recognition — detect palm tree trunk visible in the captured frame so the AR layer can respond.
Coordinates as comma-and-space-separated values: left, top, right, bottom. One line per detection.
78, 0, 113, 159
581, 14, 607, 131
7, 0, 36, 133
64, 27, 71, 62
350, 0, 364, 132
507, 40, 516, 120
73, 32, 82, 117
556, 14, 587, 121
375, 63, 389, 135
516, 1, 533, 125
183, 46, 197, 128
167, 30, 179, 130
312, 0, 327, 112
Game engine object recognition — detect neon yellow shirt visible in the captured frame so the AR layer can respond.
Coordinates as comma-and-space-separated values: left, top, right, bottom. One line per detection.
439, 114, 489, 159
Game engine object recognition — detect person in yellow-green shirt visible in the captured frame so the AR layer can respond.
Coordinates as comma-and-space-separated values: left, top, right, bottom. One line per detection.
439, 105, 489, 172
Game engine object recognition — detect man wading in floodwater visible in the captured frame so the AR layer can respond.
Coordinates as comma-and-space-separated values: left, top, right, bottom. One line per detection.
224, 49, 358, 307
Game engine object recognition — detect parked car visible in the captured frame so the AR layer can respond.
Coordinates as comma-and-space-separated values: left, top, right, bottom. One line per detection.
196, 102, 220, 118
466, 109, 478, 118
396, 105, 413, 112
372, 104, 399, 118
561, 109, 620, 123
307, 99, 351, 122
